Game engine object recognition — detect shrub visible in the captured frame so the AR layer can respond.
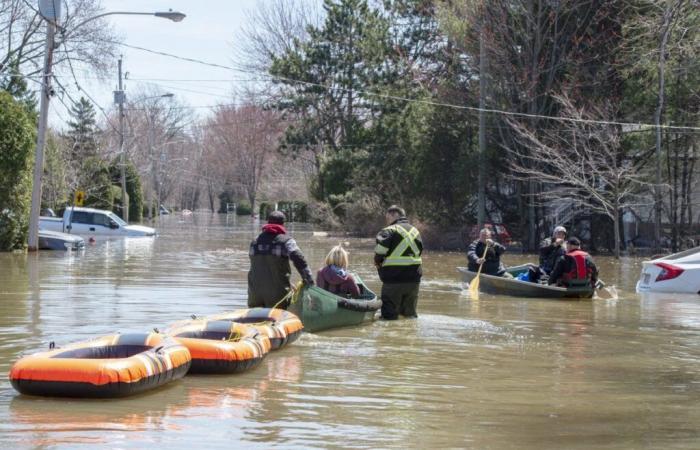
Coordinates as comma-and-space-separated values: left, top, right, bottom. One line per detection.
0, 91, 36, 251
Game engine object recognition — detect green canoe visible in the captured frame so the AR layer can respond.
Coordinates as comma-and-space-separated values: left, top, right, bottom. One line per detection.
288, 276, 382, 333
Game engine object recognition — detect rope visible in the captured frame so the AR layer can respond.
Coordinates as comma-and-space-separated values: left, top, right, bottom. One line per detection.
224, 329, 242, 342
271, 281, 305, 310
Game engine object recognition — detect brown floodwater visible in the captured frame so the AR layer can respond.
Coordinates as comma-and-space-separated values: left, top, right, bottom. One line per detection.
1, 214, 699, 449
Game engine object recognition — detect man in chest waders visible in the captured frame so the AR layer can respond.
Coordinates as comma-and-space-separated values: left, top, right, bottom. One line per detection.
248, 211, 314, 308
374, 205, 423, 320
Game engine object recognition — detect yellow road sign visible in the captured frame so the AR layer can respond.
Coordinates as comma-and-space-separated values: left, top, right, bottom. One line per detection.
75, 190, 85, 206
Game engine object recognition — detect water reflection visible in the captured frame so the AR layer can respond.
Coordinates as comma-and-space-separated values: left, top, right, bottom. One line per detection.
0, 215, 698, 449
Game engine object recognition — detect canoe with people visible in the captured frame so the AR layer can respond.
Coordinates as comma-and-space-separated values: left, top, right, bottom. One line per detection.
288, 245, 382, 332
248, 206, 423, 331
460, 226, 609, 299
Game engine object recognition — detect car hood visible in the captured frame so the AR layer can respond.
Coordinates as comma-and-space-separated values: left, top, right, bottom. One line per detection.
124, 225, 157, 236
38, 229, 84, 243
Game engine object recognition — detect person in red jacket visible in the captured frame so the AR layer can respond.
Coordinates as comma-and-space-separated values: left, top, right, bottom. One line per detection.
316, 245, 361, 298
548, 237, 599, 288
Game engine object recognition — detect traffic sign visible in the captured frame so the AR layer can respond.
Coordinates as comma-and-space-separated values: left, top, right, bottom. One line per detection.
75, 190, 85, 206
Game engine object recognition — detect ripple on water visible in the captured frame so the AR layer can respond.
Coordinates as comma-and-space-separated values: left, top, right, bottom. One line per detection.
1, 219, 700, 449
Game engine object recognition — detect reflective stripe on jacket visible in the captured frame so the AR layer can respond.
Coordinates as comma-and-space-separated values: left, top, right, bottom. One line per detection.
377, 224, 422, 266
374, 218, 423, 284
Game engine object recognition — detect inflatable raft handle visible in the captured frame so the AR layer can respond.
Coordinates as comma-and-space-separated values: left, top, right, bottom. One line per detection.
49, 341, 55, 350
153, 327, 160, 333
191, 314, 197, 319
154, 345, 164, 354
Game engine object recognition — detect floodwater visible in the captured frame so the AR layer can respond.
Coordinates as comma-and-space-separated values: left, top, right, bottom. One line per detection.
1, 214, 699, 449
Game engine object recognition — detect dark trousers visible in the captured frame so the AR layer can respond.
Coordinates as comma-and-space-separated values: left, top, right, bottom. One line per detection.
248, 287, 289, 309
381, 282, 420, 320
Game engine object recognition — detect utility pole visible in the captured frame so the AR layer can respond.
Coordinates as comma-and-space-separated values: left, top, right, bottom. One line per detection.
115, 57, 129, 222
477, 28, 487, 228
27, 12, 57, 251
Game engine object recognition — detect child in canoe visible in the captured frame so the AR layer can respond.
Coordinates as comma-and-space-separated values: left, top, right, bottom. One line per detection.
316, 245, 361, 298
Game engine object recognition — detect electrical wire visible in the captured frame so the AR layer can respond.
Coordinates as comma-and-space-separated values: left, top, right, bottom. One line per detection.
102, 39, 700, 132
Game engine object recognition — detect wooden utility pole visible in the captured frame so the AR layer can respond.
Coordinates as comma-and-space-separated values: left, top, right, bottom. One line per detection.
477, 27, 487, 227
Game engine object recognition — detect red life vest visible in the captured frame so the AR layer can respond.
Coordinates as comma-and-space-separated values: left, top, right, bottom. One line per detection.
561, 249, 591, 285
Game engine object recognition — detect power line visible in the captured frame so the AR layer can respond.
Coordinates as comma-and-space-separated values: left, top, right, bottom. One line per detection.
103, 39, 700, 132
60, 48, 120, 134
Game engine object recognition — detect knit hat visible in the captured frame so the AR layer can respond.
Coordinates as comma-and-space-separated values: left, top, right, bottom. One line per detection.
267, 210, 286, 224
567, 237, 581, 246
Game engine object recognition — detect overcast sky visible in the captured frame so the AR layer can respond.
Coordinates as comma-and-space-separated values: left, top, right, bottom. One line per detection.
50, 0, 263, 127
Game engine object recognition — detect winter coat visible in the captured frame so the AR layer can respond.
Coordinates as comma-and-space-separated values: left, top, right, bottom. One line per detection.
316, 265, 361, 298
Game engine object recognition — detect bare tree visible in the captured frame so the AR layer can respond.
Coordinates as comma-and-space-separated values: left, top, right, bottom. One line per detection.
100, 88, 193, 216
0, 0, 119, 79
233, 0, 321, 76
506, 95, 648, 258
206, 103, 283, 215
621, 0, 698, 251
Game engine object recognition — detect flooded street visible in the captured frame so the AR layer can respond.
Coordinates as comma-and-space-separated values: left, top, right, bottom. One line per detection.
1, 214, 699, 449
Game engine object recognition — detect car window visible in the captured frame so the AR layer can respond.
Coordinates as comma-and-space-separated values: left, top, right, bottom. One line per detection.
107, 213, 126, 227
93, 214, 111, 227
71, 211, 90, 224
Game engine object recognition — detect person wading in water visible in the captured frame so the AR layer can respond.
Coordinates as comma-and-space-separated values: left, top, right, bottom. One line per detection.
248, 211, 314, 308
374, 205, 423, 320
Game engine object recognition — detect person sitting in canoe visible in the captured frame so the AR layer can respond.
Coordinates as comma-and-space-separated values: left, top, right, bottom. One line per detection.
548, 237, 599, 288
529, 225, 568, 283
467, 228, 508, 277
316, 245, 361, 298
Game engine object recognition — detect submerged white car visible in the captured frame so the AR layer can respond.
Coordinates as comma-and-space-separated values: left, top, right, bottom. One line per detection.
636, 247, 700, 294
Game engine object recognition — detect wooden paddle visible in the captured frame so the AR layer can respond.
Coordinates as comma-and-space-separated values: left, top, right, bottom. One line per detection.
468, 243, 490, 300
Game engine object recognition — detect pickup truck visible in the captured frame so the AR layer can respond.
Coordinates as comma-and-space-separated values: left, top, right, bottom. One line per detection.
39, 207, 156, 237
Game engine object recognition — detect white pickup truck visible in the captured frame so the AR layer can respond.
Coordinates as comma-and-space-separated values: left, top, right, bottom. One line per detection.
39, 207, 156, 237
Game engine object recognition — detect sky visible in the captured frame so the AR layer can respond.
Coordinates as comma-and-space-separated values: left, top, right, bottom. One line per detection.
49, 0, 263, 128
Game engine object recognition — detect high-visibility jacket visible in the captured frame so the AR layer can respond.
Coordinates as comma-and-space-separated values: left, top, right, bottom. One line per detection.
374, 218, 423, 283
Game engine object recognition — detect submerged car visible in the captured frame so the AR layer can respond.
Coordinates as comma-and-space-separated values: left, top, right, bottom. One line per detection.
38, 229, 85, 251
636, 247, 700, 294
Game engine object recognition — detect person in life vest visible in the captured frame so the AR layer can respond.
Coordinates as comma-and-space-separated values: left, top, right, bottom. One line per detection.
467, 228, 507, 276
316, 245, 361, 298
248, 210, 314, 308
374, 205, 423, 320
548, 237, 599, 288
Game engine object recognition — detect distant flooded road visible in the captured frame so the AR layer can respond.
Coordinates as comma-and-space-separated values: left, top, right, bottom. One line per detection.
1, 214, 699, 449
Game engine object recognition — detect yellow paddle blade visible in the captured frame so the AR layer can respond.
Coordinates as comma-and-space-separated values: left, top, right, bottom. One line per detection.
468, 276, 480, 300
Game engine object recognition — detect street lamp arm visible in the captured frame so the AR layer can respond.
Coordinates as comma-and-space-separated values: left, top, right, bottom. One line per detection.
59, 11, 186, 40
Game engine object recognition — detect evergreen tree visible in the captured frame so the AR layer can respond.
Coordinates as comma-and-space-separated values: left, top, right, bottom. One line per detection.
0, 59, 38, 118
270, 0, 392, 200
0, 91, 36, 251
66, 97, 99, 162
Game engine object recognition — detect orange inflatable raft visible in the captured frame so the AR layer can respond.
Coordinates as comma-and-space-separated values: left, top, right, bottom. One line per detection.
207, 308, 303, 350
9, 332, 191, 398
165, 320, 271, 374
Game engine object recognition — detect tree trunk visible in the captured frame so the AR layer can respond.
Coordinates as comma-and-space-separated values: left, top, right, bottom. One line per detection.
654, 0, 685, 251
613, 194, 621, 258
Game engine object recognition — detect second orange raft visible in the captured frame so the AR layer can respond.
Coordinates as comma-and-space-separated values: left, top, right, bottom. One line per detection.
165, 320, 271, 374
206, 308, 303, 350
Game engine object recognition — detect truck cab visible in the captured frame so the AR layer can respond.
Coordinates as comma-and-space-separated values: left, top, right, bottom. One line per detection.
40, 207, 156, 237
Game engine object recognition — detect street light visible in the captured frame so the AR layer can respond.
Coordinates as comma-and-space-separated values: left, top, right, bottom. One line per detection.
27, 5, 186, 251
